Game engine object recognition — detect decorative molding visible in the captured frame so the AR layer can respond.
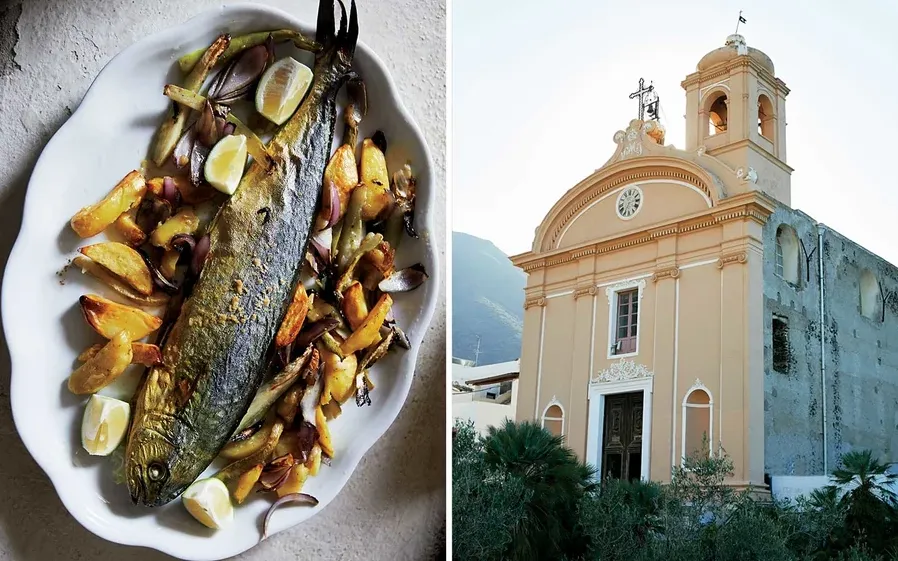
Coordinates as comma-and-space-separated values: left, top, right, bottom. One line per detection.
592, 359, 654, 384
736, 166, 758, 184
717, 251, 748, 269
652, 266, 681, 282
685, 378, 712, 400
545, 168, 713, 250
605, 278, 646, 306
512, 197, 775, 273
524, 295, 547, 309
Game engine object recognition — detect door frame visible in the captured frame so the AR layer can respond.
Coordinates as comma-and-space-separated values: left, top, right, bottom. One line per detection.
586, 374, 654, 481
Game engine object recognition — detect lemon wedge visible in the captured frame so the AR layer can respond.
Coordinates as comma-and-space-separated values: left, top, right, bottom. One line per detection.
255, 57, 313, 125
182, 478, 234, 529
204, 134, 248, 195
81, 395, 130, 456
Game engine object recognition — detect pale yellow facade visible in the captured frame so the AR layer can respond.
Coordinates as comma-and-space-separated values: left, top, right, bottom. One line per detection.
512, 34, 789, 489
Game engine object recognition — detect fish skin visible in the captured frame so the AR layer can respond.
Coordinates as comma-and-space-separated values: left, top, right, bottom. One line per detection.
125, 0, 359, 507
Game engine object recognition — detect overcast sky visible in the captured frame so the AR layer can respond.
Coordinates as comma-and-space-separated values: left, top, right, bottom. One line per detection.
452, 0, 898, 264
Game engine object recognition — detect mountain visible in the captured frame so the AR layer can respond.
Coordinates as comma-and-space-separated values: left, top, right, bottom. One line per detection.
452, 232, 526, 365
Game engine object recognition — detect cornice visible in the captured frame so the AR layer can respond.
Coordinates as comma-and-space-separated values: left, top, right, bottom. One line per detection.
511, 193, 774, 273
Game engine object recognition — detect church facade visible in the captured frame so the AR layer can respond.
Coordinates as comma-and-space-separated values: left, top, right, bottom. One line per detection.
511, 34, 898, 489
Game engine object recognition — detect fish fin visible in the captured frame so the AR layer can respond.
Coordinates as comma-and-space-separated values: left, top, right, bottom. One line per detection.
336, 0, 348, 37
345, 0, 359, 59
315, 0, 336, 47
346, 73, 367, 118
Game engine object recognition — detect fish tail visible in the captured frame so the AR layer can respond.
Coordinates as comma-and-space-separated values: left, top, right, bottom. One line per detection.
316, 0, 358, 65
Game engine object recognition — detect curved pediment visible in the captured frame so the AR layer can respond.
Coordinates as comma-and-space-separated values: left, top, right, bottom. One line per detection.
531, 119, 740, 253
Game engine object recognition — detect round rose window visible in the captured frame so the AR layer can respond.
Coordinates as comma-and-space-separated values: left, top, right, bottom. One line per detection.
616, 186, 643, 220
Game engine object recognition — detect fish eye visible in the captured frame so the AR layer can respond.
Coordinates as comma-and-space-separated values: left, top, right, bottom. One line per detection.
147, 462, 168, 482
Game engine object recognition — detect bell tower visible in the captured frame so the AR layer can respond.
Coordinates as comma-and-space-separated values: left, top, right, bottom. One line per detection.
682, 34, 792, 205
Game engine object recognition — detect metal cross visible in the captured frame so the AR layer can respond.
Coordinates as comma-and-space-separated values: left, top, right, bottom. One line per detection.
629, 78, 655, 121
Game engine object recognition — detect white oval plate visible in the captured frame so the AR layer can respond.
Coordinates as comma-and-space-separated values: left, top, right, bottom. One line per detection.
2, 3, 438, 560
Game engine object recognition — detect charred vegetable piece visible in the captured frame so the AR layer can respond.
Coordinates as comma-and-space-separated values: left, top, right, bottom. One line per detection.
78, 342, 162, 367
306, 444, 323, 475
358, 138, 392, 221
219, 413, 280, 462
357, 329, 394, 372
341, 294, 392, 355
177, 29, 320, 74
163, 85, 272, 168
275, 465, 311, 499
68, 330, 133, 394
151, 34, 230, 167
80, 294, 163, 341
233, 347, 313, 435
274, 284, 310, 348
71, 171, 146, 238
276, 383, 304, 425
336, 233, 383, 293
150, 207, 200, 250
335, 186, 366, 272
160, 250, 180, 280
79, 242, 154, 296
215, 419, 284, 485
71, 256, 170, 307
259, 455, 296, 492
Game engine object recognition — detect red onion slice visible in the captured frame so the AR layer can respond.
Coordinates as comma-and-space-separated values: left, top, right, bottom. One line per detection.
318, 181, 341, 231
189, 142, 210, 187
294, 317, 340, 348
378, 263, 428, 293
210, 43, 269, 103
262, 493, 319, 541
170, 233, 196, 254
191, 235, 211, 276
162, 176, 181, 206
172, 124, 195, 169
310, 230, 332, 264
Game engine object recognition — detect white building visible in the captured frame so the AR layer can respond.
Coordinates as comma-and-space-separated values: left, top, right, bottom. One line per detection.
452, 359, 519, 435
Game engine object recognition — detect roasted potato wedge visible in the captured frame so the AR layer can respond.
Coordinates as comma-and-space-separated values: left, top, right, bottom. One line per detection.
276, 463, 310, 497
160, 249, 180, 279
146, 176, 165, 198
78, 342, 162, 366
79, 242, 154, 296
71, 170, 146, 238
80, 294, 163, 340
232, 464, 263, 504
306, 443, 322, 476
340, 294, 393, 355
316, 406, 334, 458
150, 207, 199, 250
114, 213, 147, 246
341, 281, 369, 331
321, 347, 357, 404
276, 383, 303, 425
316, 144, 358, 229
274, 284, 310, 348
71, 256, 169, 307
68, 330, 133, 394
358, 139, 392, 220
321, 399, 342, 420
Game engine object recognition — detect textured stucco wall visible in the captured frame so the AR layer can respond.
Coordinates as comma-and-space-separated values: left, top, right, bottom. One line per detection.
0, 0, 446, 560
764, 205, 898, 477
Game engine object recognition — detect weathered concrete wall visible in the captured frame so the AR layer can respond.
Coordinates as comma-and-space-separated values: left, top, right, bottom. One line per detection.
763, 205, 825, 476
764, 204, 898, 477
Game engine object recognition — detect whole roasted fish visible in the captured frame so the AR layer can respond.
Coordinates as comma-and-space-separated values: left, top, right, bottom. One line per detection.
125, 0, 358, 506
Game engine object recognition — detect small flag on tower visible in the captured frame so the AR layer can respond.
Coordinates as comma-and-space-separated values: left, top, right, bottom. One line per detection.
739, 14, 747, 23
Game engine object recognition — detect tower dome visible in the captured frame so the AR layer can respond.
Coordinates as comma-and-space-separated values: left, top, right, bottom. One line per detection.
697, 34, 775, 74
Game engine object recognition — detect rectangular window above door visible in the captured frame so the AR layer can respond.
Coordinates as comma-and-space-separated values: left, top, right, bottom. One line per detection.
612, 288, 639, 356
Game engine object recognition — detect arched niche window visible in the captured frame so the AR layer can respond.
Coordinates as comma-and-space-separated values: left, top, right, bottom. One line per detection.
707, 93, 728, 136
775, 225, 800, 285
758, 94, 775, 139
541, 400, 565, 437
682, 382, 713, 462
860, 269, 882, 321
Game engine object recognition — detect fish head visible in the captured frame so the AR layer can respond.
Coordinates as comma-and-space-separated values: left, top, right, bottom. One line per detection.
125, 425, 185, 506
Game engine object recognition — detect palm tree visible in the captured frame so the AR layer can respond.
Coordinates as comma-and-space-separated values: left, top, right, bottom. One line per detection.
829, 450, 898, 555
483, 420, 596, 560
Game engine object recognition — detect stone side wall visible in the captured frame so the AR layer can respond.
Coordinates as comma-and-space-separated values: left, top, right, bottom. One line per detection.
763, 205, 898, 476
